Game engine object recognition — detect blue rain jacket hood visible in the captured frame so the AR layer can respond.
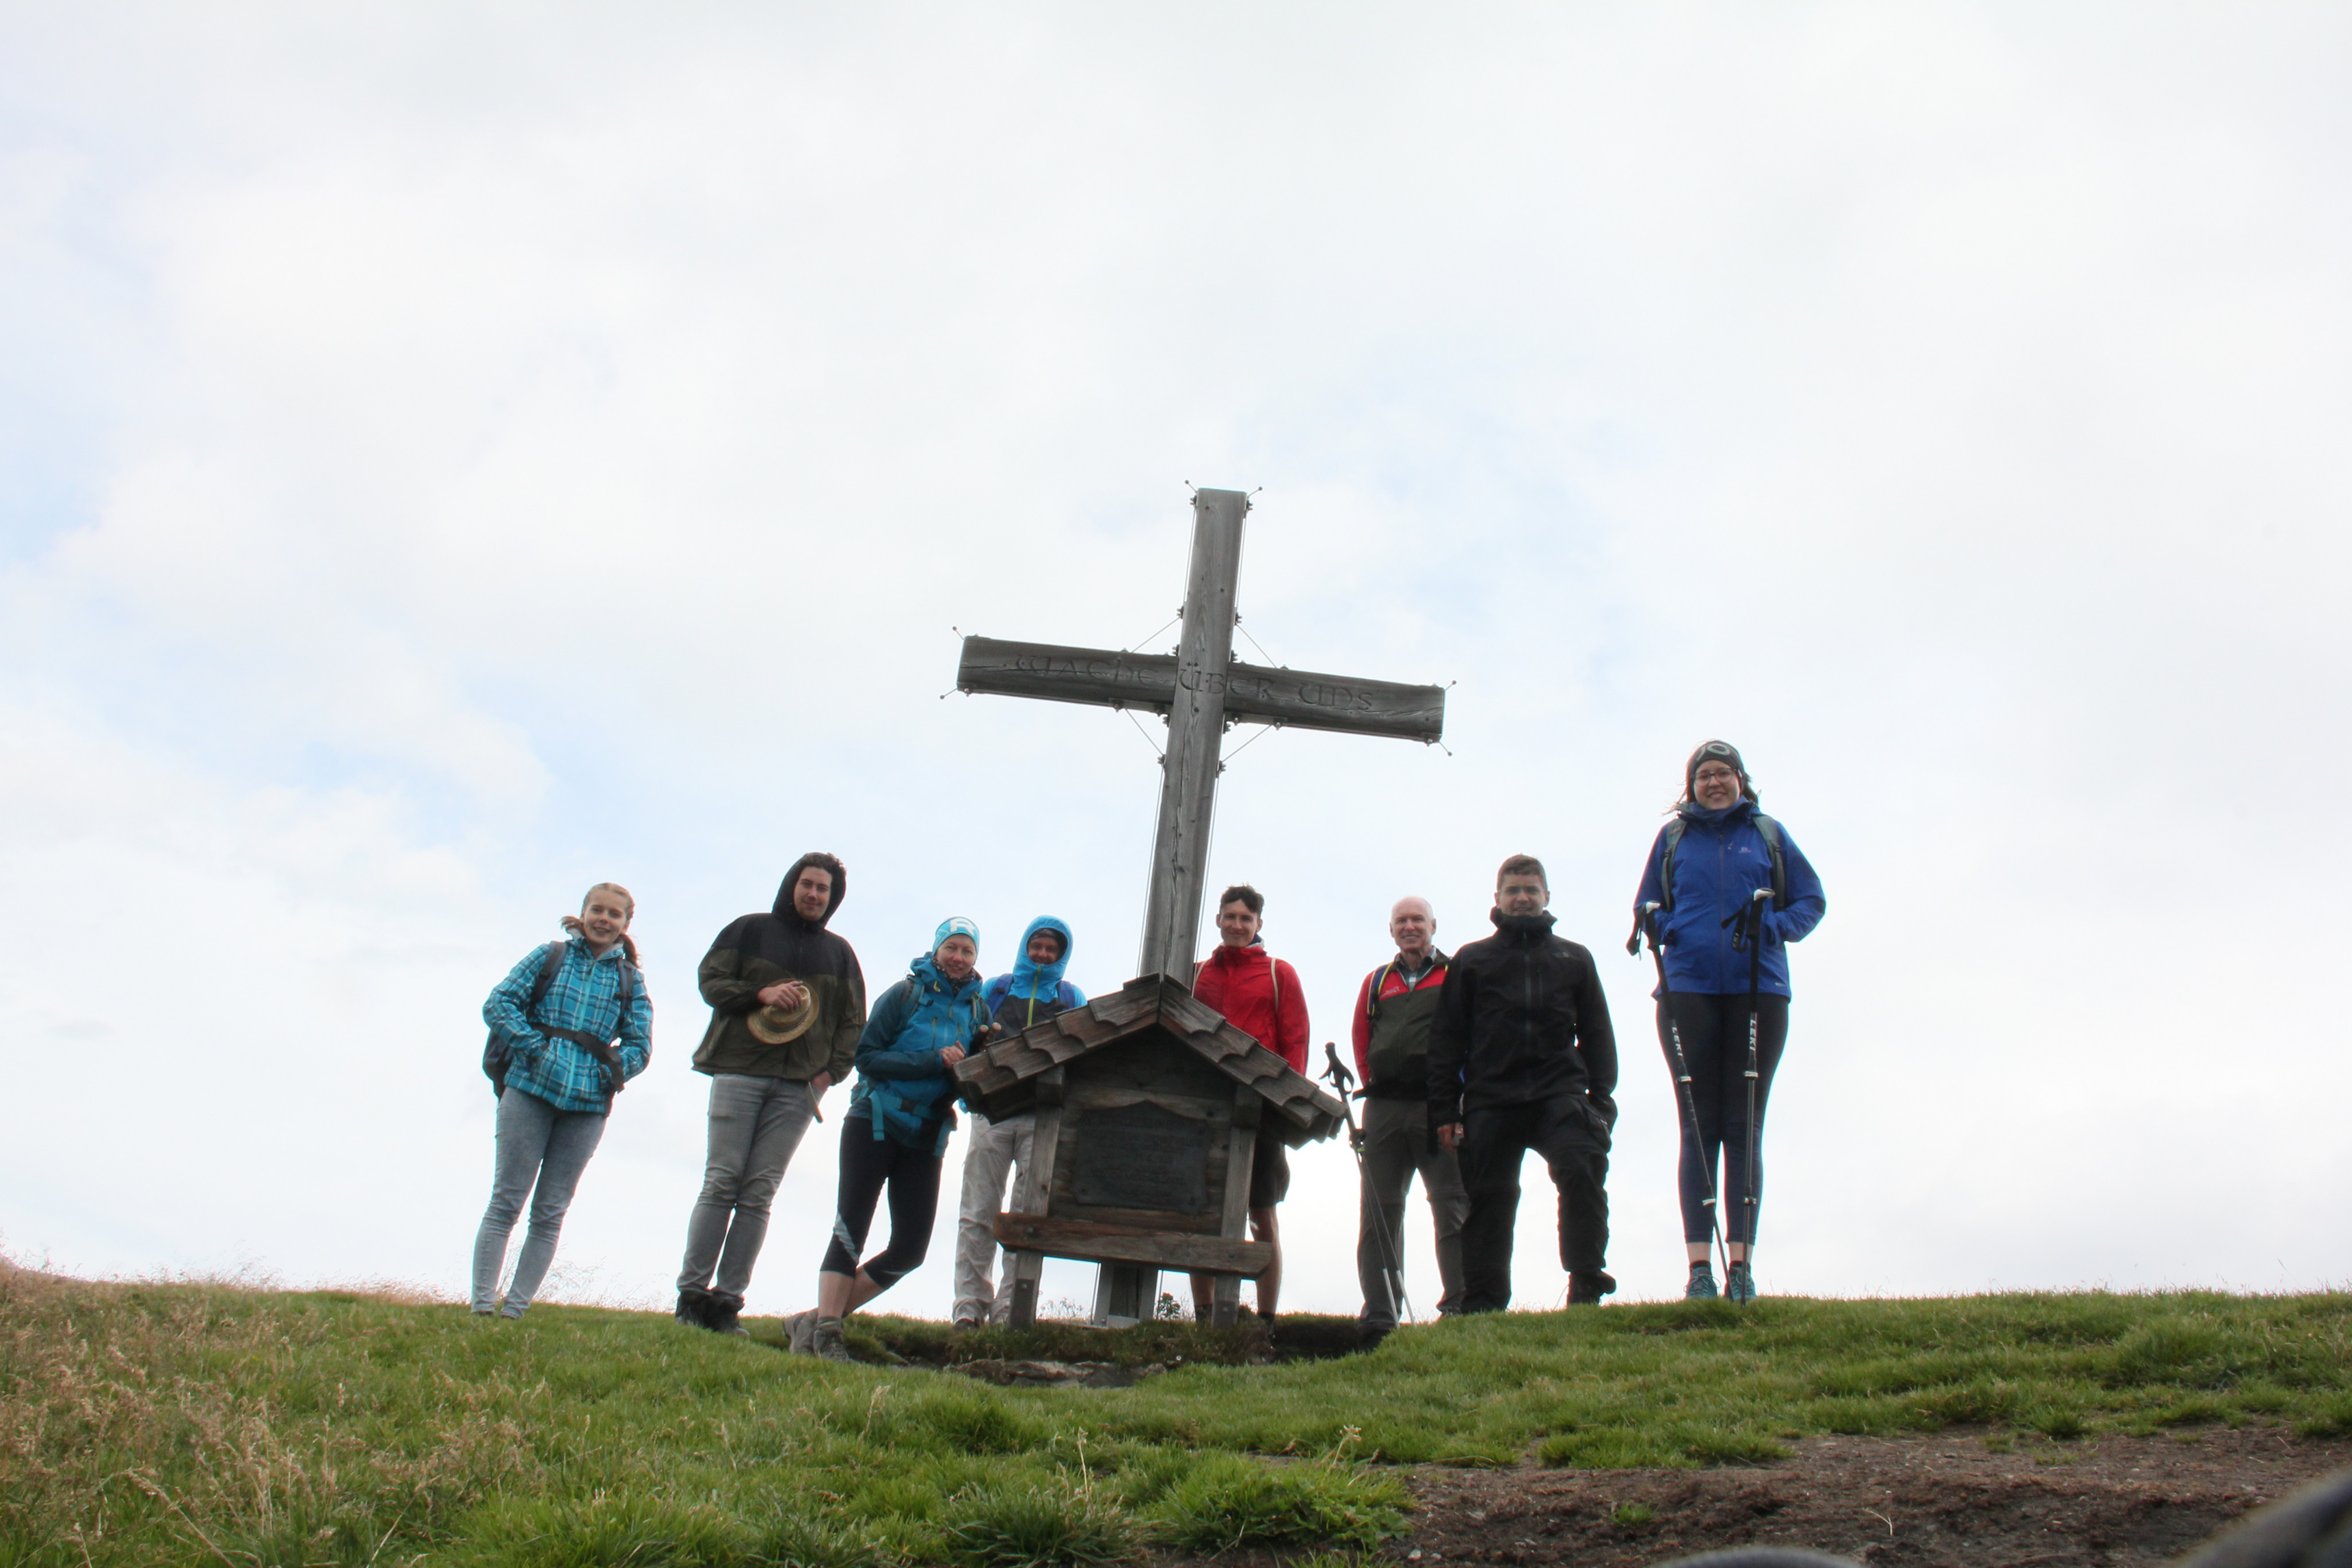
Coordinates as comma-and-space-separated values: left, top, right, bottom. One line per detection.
984, 916, 1085, 1029
848, 951, 986, 1149
1632, 798, 1827, 998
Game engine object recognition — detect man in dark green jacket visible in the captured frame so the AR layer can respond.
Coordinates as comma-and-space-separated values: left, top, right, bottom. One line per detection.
673, 853, 865, 1333
1348, 896, 1467, 1341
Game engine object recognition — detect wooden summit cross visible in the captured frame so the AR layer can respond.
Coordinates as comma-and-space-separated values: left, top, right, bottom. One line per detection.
953, 487, 1446, 1323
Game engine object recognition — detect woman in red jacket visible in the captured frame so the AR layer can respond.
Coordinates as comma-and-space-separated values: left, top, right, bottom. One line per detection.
1190, 884, 1309, 1324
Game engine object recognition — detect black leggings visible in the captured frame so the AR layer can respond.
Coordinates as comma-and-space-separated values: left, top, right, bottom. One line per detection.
1656, 993, 1788, 1249
819, 1114, 944, 1292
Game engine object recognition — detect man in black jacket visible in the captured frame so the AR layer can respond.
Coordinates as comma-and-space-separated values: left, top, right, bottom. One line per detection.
1430, 854, 1619, 1310
673, 853, 866, 1334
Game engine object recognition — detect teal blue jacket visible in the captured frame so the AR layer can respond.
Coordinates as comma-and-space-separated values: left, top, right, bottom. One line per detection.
848, 954, 987, 1149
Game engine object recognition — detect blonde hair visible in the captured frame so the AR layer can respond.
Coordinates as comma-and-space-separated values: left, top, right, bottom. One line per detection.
563, 882, 639, 964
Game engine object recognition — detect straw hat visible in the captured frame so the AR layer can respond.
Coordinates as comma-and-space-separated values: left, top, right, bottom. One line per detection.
745, 992, 817, 1045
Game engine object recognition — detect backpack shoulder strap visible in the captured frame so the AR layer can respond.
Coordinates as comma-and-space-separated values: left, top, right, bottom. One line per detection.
1753, 814, 1788, 902
526, 940, 567, 1018
1363, 961, 1396, 1024
1659, 820, 1686, 912
984, 974, 1012, 1012
615, 960, 641, 1035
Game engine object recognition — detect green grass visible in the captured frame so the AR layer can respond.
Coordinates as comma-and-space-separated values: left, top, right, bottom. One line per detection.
2, 1267, 2346, 1566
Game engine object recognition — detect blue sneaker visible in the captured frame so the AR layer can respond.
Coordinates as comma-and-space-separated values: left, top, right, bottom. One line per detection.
1685, 1264, 1719, 1300
1726, 1262, 1758, 1304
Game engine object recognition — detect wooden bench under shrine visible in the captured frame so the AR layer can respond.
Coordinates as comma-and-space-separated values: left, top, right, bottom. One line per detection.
952, 972, 1348, 1328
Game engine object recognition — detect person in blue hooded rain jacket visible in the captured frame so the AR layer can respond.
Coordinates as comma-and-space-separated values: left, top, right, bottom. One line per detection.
794, 917, 990, 1362
949, 916, 1084, 1327
1631, 741, 1825, 1304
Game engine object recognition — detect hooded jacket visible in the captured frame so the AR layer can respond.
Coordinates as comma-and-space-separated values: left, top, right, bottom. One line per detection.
691, 855, 866, 1081
982, 916, 1086, 1035
850, 952, 985, 1149
1632, 799, 1826, 997
1194, 939, 1309, 1075
1427, 911, 1618, 1129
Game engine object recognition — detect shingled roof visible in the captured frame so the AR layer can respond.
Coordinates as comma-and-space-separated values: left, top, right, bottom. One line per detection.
952, 973, 1348, 1148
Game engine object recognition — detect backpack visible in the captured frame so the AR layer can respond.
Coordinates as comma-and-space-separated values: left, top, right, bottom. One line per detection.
482, 940, 641, 1098
1659, 813, 1786, 912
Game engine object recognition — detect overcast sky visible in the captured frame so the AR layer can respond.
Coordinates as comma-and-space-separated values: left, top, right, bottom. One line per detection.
3, 4, 2347, 1321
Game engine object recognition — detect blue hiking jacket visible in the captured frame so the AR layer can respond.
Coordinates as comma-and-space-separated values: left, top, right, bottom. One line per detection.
1633, 799, 1826, 998
849, 953, 986, 1149
483, 940, 652, 1113
982, 915, 1085, 1032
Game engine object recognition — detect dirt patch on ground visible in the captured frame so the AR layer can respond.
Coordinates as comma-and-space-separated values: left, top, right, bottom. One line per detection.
1381, 1427, 2352, 1567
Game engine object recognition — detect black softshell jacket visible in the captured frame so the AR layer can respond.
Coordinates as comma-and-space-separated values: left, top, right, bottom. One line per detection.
1426, 911, 1618, 1128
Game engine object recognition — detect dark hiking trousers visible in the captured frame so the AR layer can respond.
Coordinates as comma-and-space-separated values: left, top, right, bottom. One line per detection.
1657, 993, 1789, 1248
819, 1113, 945, 1293
1456, 1093, 1610, 1312
1356, 1095, 1468, 1330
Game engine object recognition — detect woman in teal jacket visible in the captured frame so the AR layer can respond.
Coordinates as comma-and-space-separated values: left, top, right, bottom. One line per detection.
798, 917, 988, 1361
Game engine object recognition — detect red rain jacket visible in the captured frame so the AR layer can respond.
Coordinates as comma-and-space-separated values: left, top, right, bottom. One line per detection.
1194, 940, 1309, 1075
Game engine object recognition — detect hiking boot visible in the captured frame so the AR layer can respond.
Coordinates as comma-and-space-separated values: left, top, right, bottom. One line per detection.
704, 1291, 748, 1337
810, 1317, 854, 1364
786, 1308, 817, 1356
674, 1286, 713, 1329
1725, 1262, 1758, 1304
1566, 1270, 1616, 1306
1684, 1264, 1719, 1300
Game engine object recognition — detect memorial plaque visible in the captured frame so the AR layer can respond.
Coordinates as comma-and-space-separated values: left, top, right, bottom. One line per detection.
1070, 1102, 1212, 1214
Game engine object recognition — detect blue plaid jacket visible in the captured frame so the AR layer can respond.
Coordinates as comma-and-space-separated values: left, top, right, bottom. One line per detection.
483, 940, 653, 1114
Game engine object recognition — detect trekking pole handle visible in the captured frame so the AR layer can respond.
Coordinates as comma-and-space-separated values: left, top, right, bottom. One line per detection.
1627, 901, 1664, 957
1321, 1042, 1365, 1147
1321, 1040, 1356, 1096
1750, 888, 1774, 904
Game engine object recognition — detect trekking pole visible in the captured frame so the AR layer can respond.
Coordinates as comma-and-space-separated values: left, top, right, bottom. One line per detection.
1322, 1041, 1414, 1326
1722, 889, 1774, 1298
1628, 903, 1729, 1285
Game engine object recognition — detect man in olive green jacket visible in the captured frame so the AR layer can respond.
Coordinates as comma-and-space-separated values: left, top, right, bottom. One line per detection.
674, 853, 865, 1333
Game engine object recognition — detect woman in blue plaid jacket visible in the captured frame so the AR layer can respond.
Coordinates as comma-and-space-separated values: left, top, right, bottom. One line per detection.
472, 882, 653, 1317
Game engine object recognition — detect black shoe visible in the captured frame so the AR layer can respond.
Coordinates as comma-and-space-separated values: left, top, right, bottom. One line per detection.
705, 1291, 748, 1336
1567, 1270, 1616, 1306
674, 1286, 712, 1329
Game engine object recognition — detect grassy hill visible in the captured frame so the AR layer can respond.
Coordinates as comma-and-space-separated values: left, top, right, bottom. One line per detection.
3, 1264, 2347, 1567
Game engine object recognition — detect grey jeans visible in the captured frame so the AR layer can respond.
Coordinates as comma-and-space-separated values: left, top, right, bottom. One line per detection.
675, 1073, 818, 1298
1357, 1095, 1468, 1329
473, 1087, 607, 1316
951, 1110, 1036, 1324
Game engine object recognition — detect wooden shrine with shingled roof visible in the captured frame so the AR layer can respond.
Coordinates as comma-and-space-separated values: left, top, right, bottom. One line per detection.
952, 972, 1347, 1328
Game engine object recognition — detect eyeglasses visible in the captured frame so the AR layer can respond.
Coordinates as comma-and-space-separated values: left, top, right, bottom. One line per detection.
1692, 767, 1740, 784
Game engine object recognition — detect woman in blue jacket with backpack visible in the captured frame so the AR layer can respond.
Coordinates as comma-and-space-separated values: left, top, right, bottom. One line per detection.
792, 917, 989, 1361
474, 882, 652, 1317
1631, 742, 1824, 1303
